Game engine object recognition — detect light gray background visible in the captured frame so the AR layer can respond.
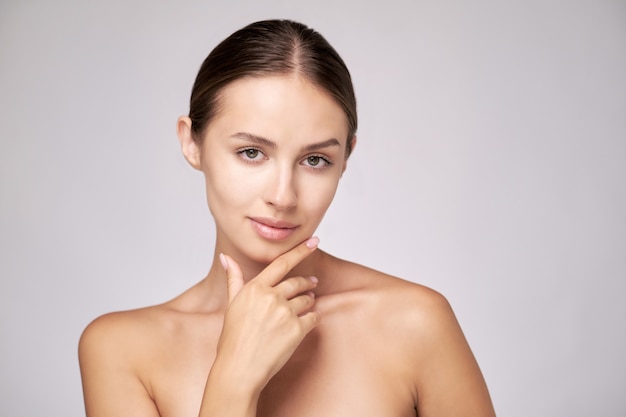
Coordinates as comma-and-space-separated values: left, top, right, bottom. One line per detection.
1, 1, 624, 416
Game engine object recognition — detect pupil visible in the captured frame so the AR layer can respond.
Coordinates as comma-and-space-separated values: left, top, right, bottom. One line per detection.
308, 156, 319, 166
246, 149, 258, 158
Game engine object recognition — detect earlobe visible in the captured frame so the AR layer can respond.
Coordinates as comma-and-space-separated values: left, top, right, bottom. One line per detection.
177, 116, 202, 170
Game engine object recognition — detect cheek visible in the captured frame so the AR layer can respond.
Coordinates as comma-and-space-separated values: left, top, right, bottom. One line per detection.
203, 154, 342, 220
203, 163, 259, 213
299, 177, 341, 217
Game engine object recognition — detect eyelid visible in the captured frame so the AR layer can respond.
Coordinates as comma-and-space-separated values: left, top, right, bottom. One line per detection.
236, 146, 266, 162
301, 153, 334, 169
235, 146, 334, 169
236, 145, 262, 152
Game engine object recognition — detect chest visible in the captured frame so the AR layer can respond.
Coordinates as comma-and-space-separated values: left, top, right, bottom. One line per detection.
257, 332, 416, 417
150, 311, 416, 417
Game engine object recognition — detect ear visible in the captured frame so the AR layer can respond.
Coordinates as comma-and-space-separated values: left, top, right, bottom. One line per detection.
177, 116, 202, 170
341, 135, 357, 175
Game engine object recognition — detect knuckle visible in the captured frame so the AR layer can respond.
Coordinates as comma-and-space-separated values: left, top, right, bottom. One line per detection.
291, 276, 308, 291
274, 303, 292, 323
280, 278, 297, 294
267, 292, 281, 308
279, 277, 310, 297
302, 293, 314, 308
288, 320, 304, 337
304, 311, 320, 328
248, 281, 263, 295
272, 257, 291, 276
293, 277, 310, 292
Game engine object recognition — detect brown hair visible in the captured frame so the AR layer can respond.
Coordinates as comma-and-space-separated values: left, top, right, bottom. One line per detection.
188, 19, 357, 156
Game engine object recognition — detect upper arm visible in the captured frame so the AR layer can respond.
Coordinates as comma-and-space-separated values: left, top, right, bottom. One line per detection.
78, 314, 161, 417
408, 290, 496, 417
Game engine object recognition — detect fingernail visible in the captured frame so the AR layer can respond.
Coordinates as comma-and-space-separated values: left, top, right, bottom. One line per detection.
219, 253, 228, 271
306, 236, 320, 249
309, 276, 319, 284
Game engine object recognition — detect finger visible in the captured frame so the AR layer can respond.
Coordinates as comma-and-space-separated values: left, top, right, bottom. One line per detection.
257, 236, 320, 287
275, 276, 318, 299
298, 310, 321, 334
288, 292, 316, 316
220, 253, 244, 304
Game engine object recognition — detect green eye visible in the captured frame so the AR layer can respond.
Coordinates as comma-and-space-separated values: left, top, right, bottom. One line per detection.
236, 147, 265, 163
245, 149, 259, 159
301, 154, 332, 169
307, 156, 321, 166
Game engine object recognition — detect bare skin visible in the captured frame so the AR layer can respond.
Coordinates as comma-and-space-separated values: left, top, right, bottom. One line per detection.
79, 75, 496, 416
79, 246, 494, 417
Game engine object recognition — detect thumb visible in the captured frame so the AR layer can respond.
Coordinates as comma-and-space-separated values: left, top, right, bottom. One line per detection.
220, 253, 244, 304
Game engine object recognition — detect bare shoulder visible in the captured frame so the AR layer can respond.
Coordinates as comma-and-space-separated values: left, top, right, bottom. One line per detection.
79, 305, 160, 358
337, 260, 471, 357
333, 259, 454, 329
78, 285, 222, 417
78, 294, 212, 368
78, 305, 170, 417
78, 304, 170, 392
79, 279, 216, 360
329, 260, 496, 416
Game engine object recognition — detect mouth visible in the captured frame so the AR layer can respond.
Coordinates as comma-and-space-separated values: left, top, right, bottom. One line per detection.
248, 217, 299, 241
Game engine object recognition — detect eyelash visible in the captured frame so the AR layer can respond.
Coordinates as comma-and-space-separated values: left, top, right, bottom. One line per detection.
236, 147, 265, 162
302, 154, 333, 169
235, 147, 334, 169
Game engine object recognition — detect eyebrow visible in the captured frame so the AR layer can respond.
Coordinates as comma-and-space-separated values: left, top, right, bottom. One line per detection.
231, 132, 276, 149
231, 132, 341, 152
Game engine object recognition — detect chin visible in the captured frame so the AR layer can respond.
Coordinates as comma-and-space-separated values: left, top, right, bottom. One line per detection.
249, 240, 297, 263
238, 234, 309, 265
217, 222, 317, 265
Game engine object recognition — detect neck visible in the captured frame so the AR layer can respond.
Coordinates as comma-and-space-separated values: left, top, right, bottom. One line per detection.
203, 247, 337, 303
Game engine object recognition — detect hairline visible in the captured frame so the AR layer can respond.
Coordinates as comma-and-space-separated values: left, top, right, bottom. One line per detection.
194, 72, 353, 150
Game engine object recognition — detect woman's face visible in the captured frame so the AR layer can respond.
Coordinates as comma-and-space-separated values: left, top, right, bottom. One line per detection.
184, 75, 351, 264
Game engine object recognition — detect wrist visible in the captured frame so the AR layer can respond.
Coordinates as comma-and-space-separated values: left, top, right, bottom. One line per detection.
200, 356, 263, 416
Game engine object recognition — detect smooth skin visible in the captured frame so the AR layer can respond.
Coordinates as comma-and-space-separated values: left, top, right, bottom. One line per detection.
79, 75, 496, 417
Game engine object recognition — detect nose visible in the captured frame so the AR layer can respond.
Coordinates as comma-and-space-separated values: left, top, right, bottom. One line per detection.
262, 164, 297, 211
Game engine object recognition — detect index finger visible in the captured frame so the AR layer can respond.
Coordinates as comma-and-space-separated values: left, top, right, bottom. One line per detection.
257, 236, 320, 286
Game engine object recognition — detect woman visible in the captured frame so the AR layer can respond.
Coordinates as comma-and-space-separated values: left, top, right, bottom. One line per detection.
79, 19, 496, 417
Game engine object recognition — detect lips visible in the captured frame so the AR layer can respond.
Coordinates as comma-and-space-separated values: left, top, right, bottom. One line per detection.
249, 217, 299, 241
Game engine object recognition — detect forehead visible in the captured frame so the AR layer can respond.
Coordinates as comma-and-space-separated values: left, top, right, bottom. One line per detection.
207, 75, 349, 144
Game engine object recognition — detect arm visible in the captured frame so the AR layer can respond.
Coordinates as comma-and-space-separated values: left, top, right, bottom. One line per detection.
79, 314, 161, 417
412, 291, 496, 417
198, 238, 321, 416
79, 238, 321, 417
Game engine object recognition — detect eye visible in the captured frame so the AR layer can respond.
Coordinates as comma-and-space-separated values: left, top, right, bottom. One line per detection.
301, 154, 333, 169
237, 147, 265, 162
